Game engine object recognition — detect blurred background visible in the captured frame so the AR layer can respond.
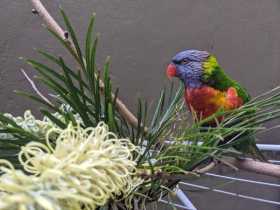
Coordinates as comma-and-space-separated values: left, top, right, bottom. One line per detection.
1, 0, 280, 209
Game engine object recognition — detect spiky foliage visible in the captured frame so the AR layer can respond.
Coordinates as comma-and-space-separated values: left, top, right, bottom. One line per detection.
0, 8, 280, 210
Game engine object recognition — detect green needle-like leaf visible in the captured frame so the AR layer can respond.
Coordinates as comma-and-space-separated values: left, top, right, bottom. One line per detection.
60, 8, 85, 70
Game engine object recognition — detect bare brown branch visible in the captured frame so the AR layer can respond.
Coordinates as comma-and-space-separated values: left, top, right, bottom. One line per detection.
195, 158, 280, 178
30, 0, 65, 40
226, 158, 280, 178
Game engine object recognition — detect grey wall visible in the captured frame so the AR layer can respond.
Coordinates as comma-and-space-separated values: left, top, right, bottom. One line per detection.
1, 0, 280, 209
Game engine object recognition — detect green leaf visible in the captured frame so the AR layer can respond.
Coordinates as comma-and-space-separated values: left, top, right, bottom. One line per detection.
107, 103, 117, 132
0, 126, 40, 142
60, 8, 85, 70
85, 13, 96, 71
103, 56, 112, 123
0, 113, 22, 129
47, 28, 80, 65
15, 91, 58, 112
150, 89, 165, 128
37, 50, 89, 89
94, 71, 102, 122
59, 58, 92, 126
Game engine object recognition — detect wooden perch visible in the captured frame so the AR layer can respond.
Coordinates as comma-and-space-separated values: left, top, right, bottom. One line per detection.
195, 158, 280, 178
29, 0, 280, 179
30, 0, 138, 128
226, 158, 280, 178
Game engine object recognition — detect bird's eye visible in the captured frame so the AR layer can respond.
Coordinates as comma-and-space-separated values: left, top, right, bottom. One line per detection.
181, 59, 190, 65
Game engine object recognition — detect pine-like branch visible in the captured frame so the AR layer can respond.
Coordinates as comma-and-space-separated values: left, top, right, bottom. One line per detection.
29, 0, 138, 128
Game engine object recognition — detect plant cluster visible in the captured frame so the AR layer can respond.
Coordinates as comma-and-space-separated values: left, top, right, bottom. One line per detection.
0, 9, 279, 210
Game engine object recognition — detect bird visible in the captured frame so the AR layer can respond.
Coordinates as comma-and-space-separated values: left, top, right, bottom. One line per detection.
166, 49, 265, 161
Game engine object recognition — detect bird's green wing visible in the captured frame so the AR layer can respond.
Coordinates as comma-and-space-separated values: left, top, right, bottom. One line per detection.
202, 55, 250, 103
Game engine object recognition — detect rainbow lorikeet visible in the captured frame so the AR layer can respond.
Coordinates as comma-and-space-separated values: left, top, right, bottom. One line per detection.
166, 49, 265, 161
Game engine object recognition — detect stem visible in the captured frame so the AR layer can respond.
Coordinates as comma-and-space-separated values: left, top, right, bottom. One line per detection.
29, 0, 138, 128
30, 0, 65, 39
21, 69, 53, 106
195, 162, 217, 173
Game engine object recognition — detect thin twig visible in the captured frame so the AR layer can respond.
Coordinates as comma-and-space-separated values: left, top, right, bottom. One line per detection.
216, 157, 239, 171
29, 0, 138, 128
21, 69, 53, 106
195, 161, 217, 174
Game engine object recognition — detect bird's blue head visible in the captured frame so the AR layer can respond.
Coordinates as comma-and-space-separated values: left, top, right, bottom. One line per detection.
166, 49, 210, 88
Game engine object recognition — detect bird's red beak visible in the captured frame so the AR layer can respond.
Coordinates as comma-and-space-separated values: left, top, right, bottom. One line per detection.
166, 63, 177, 80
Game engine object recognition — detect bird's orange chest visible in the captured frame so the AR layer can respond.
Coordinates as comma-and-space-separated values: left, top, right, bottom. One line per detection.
185, 86, 243, 120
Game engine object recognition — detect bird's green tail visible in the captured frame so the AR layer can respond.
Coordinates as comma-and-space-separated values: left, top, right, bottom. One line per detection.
234, 135, 266, 162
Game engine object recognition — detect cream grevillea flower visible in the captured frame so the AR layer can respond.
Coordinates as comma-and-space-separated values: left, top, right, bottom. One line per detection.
1, 105, 83, 139
0, 122, 142, 210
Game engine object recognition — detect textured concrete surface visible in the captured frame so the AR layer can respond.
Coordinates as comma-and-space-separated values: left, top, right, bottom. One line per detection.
1, 0, 280, 209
